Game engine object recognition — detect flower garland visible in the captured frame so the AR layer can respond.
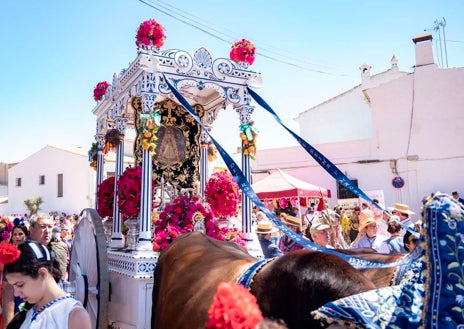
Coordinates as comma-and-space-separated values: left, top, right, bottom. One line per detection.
117, 166, 155, 220
153, 195, 245, 252
93, 81, 110, 102
97, 176, 115, 218
229, 39, 256, 65
88, 142, 101, 170
205, 282, 263, 329
140, 112, 161, 155
204, 170, 241, 218
239, 121, 259, 160
135, 19, 166, 50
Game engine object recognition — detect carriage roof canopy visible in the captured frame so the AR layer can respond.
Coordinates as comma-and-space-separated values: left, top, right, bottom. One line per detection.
252, 169, 329, 199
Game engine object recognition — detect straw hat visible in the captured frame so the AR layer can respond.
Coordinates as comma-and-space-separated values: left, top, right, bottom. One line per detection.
309, 222, 330, 235
359, 217, 378, 231
255, 221, 279, 234
359, 209, 374, 222
280, 213, 302, 227
388, 203, 415, 215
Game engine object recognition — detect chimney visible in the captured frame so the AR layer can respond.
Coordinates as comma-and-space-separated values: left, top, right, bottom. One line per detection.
359, 63, 372, 82
412, 33, 435, 67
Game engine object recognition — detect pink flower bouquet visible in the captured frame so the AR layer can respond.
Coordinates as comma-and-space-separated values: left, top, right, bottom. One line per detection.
135, 19, 166, 50
229, 38, 256, 65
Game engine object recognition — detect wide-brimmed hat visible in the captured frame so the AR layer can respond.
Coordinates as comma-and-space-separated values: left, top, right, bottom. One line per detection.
255, 221, 279, 234
359, 209, 374, 222
310, 222, 330, 235
359, 217, 378, 231
280, 213, 301, 227
388, 203, 415, 215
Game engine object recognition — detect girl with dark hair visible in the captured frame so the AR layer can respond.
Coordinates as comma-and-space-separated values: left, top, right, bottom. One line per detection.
403, 231, 419, 253
10, 225, 28, 246
385, 219, 406, 254
6, 224, 30, 321
0, 241, 91, 329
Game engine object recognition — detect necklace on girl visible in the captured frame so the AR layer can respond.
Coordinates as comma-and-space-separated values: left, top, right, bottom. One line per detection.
31, 295, 74, 322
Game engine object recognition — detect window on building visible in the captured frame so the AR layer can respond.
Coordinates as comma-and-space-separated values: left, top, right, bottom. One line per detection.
337, 179, 359, 199
39, 175, 45, 185
15, 177, 21, 187
57, 173, 63, 197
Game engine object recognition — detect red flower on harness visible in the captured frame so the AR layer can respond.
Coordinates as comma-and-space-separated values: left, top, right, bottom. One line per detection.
205, 282, 263, 329
0, 243, 21, 265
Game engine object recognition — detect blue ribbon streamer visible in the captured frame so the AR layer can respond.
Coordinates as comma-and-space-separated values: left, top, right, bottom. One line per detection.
161, 73, 405, 269
246, 87, 384, 213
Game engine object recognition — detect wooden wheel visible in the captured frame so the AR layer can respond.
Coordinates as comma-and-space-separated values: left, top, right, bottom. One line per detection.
69, 208, 110, 329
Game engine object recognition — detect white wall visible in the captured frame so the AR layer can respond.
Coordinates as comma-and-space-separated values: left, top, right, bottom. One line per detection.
7, 146, 95, 215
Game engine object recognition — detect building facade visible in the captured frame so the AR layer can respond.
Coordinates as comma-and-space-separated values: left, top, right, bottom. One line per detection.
252, 34, 464, 216
2, 146, 96, 215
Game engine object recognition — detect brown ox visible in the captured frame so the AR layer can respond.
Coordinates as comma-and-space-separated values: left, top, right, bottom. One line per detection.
337, 248, 407, 288
151, 232, 376, 329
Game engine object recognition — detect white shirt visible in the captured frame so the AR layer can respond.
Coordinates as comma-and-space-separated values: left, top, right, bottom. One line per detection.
350, 234, 390, 254
20, 295, 84, 329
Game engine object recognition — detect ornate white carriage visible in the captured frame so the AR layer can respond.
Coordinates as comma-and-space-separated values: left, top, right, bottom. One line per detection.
70, 19, 263, 329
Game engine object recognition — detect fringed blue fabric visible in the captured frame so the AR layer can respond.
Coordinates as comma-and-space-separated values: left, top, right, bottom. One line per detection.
311, 192, 464, 328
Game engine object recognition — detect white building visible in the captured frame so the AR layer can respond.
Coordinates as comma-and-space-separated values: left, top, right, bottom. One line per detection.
252, 34, 464, 216
0, 145, 131, 216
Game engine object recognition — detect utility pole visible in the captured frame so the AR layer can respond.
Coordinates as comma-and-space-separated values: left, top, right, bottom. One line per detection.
433, 18, 448, 68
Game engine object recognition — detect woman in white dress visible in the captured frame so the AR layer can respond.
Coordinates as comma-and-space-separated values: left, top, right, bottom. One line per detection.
0, 241, 91, 329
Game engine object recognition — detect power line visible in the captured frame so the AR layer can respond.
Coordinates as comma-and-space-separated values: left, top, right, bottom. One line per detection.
136, 0, 354, 77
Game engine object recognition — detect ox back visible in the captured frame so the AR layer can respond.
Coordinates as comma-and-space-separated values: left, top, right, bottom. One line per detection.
151, 232, 376, 329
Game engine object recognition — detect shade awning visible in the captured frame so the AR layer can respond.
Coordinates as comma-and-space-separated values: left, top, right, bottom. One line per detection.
252, 169, 329, 199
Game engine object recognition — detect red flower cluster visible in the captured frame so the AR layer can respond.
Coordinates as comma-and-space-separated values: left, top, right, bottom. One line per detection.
205, 170, 241, 218
153, 195, 210, 251
205, 282, 263, 329
135, 19, 166, 50
229, 39, 256, 65
206, 224, 245, 247
153, 195, 246, 252
117, 166, 146, 220
0, 243, 21, 265
93, 81, 110, 102
97, 176, 115, 218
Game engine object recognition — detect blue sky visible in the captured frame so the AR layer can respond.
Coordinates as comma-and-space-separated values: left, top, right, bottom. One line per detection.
1, 0, 463, 163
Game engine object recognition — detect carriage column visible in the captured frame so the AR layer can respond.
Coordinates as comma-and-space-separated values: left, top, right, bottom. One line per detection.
235, 105, 263, 258
137, 85, 158, 251
199, 129, 211, 197
94, 134, 105, 208
110, 117, 128, 249
236, 105, 254, 233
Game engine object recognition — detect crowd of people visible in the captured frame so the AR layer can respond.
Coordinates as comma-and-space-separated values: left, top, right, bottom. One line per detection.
253, 198, 431, 259
0, 213, 88, 329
